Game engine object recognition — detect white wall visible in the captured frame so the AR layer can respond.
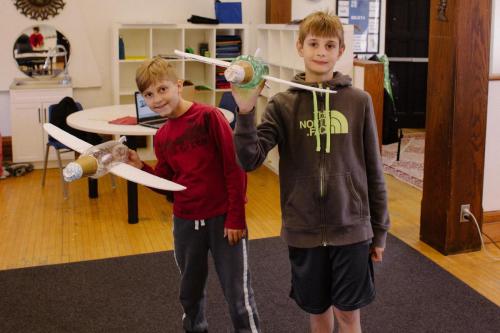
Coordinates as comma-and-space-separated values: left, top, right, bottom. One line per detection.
484, 82, 500, 211
483, 0, 500, 211
292, 0, 336, 20
490, 0, 500, 75
0, 0, 265, 135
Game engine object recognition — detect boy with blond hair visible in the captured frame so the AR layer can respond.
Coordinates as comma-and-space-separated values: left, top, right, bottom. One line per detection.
128, 57, 260, 333
232, 11, 390, 333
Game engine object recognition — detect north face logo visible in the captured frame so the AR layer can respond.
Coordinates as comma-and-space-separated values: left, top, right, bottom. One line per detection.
299, 110, 349, 136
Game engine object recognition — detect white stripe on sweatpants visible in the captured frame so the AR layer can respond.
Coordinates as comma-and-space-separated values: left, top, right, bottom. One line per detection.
242, 239, 258, 333
172, 216, 185, 322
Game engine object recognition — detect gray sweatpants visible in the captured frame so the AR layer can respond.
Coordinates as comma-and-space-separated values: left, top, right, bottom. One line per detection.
173, 215, 260, 333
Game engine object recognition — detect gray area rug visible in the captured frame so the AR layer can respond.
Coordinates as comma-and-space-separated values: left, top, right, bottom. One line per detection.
0, 234, 498, 332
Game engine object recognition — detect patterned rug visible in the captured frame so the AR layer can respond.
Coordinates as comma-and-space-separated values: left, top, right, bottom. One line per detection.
382, 132, 425, 190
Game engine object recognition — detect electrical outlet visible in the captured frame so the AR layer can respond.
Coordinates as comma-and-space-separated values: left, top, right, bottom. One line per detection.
460, 204, 471, 222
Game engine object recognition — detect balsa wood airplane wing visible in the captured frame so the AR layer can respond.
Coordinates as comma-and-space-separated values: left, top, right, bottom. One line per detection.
43, 123, 186, 191
174, 49, 336, 94
44, 123, 93, 154
108, 163, 185, 191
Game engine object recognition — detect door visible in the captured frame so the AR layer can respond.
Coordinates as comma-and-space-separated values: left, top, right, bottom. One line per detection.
385, 0, 430, 128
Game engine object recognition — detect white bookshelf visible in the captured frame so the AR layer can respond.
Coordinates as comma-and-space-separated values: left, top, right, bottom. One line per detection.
112, 23, 249, 107
254, 24, 355, 173
255, 24, 354, 99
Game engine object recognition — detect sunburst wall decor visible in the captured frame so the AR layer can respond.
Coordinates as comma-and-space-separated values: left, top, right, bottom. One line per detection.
13, 0, 66, 21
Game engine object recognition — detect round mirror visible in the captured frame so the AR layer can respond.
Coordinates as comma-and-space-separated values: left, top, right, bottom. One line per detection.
13, 25, 70, 78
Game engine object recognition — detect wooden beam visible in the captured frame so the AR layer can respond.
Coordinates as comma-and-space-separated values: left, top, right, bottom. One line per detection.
420, 0, 491, 254
266, 0, 291, 24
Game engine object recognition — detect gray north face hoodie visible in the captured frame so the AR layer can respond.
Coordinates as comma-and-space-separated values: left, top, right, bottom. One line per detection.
234, 72, 390, 249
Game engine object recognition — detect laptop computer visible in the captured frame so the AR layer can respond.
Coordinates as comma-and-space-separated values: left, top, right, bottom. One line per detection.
134, 91, 167, 129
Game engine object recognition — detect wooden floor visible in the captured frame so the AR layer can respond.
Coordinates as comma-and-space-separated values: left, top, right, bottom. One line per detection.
0, 166, 498, 305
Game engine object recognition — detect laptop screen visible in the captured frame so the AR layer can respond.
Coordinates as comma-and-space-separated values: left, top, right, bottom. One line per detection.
135, 92, 160, 121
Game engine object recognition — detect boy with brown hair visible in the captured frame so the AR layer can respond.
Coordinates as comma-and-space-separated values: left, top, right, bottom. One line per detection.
232, 11, 390, 333
128, 57, 260, 333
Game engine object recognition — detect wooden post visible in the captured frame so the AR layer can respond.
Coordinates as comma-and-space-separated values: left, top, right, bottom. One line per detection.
266, 0, 291, 24
420, 0, 491, 254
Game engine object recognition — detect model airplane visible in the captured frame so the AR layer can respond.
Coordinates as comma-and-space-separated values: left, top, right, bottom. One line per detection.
43, 123, 186, 192
174, 49, 336, 94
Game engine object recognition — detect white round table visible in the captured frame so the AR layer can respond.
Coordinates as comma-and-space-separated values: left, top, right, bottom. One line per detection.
67, 104, 234, 136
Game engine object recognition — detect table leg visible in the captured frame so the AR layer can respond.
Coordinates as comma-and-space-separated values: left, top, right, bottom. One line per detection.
127, 180, 139, 224
127, 136, 139, 224
88, 178, 98, 198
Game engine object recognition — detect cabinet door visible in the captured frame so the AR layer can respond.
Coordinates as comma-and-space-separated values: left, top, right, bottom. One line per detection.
11, 102, 45, 162
10, 88, 73, 163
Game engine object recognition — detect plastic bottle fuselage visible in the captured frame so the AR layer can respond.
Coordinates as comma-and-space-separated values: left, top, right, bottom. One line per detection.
224, 55, 269, 88
63, 140, 128, 182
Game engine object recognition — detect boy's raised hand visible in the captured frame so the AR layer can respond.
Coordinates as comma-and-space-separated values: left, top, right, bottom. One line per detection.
231, 81, 266, 114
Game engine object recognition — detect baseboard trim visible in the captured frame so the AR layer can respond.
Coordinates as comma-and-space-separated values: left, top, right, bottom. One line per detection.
1, 136, 12, 162
483, 210, 500, 224
482, 210, 500, 243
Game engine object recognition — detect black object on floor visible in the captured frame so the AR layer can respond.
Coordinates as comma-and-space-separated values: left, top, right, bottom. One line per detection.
0, 235, 498, 332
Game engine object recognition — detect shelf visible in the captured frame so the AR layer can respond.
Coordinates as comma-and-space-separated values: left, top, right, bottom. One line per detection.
185, 28, 214, 57
267, 30, 281, 65
152, 28, 183, 58
119, 28, 151, 59
119, 59, 147, 63
119, 90, 136, 96
256, 29, 268, 60
113, 23, 248, 107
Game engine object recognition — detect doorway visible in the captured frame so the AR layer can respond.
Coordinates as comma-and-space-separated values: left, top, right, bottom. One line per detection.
385, 0, 430, 128
380, 0, 430, 194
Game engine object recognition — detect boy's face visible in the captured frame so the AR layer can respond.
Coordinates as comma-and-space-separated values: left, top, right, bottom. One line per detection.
296, 34, 344, 82
142, 79, 183, 118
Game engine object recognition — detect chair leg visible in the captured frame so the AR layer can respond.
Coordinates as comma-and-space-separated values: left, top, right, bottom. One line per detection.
396, 129, 404, 161
41, 144, 50, 187
55, 149, 68, 199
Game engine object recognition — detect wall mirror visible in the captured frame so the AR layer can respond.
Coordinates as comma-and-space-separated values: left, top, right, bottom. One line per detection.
13, 25, 71, 78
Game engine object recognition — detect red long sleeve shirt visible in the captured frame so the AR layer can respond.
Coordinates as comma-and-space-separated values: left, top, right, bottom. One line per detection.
142, 103, 247, 229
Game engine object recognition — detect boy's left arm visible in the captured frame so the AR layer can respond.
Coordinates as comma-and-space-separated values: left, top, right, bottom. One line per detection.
209, 109, 247, 245
363, 94, 391, 260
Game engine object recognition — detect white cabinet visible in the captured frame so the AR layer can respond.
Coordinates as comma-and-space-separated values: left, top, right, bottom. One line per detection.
112, 23, 249, 107
253, 24, 355, 174
10, 87, 73, 165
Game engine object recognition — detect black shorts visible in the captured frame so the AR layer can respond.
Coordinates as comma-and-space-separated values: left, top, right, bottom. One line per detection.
288, 240, 375, 314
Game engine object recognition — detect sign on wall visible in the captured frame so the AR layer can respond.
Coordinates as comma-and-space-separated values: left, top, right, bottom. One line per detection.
336, 0, 381, 54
